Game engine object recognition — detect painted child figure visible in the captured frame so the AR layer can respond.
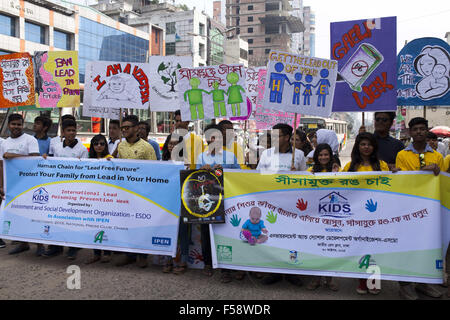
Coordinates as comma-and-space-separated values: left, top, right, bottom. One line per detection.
241, 207, 268, 245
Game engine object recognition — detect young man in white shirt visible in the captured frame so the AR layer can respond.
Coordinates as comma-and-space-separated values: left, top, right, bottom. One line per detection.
257, 123, 307, 172
0, 114, 40, 254
256, 123, 306, 287
43, 119, 88, 260
108, 120, 123, 154
48, 114, 76, 156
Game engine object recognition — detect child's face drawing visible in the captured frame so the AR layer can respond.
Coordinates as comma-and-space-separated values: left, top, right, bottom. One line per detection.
109, 79, 125, 93
432, 65, 446, 79
250, 209, 261, 224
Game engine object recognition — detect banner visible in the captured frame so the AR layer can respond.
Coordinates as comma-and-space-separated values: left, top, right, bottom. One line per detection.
1, 158, 183, 256
33, 51, 80, 108
262, 51, 338, 118
148, 56, 192, 112
211, 170, 448, 283
397, 37, 450, 106
180, 169, 225, 224
253, 68, 301, 130
0, 52, 35, 108
177, 64, 247, 121
82, 61, 150, 118
331, 16, 397, 112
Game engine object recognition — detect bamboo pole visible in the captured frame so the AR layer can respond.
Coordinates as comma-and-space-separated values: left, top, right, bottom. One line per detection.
291, 113, 298, 170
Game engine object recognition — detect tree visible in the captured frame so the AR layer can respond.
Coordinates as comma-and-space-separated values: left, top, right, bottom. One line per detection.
157, 61, 182, 92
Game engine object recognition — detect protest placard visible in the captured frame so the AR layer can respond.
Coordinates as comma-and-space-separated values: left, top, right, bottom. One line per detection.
0, 52, 35, 108
331, 16, 397, 112
262, 51, 338, 117
33, 51, 80, 108
397, 37, 450, 106
177, 64, 246, 121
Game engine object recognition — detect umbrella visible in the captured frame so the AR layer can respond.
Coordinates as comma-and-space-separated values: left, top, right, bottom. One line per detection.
430, 126, 450, 137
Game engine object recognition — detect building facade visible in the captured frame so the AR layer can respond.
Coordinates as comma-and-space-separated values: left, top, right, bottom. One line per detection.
225, 0, 304, 67
0, 0, 162, 138
302, 6, 315, 57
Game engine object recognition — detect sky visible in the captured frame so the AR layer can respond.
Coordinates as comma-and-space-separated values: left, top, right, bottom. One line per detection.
170, 0, 450, 59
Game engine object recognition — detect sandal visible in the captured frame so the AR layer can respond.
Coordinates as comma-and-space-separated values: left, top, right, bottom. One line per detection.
162, 263, 173, 273
173, 264, 187, 275
203, 265, 213, 277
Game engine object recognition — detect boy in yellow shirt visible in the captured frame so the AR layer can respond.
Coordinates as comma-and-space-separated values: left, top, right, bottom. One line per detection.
395, 117, 443, 300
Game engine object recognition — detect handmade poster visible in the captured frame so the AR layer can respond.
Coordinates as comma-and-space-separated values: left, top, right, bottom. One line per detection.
397, 37, 450, 106
253, 68, 301, 130
82, 61, 150, 118
82, 106, 121, 120
33, 51, 80, 108
148, 56, 192, 112
0, 52, 35, 108
177, 64, 246, 121
262, 51, 338, 118
1, 158, 183, 256
211, 170, 448, 284
331, 16, 397, 112
180, 169, 225, 224
228, 67, 258, 121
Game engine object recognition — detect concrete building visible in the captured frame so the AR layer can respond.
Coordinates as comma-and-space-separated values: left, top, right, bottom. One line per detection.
225, 0, 304, 67
96, 1, 209, 67
0, 0, 162, 137
224, 37, 248, 67
302, 6, 315, 57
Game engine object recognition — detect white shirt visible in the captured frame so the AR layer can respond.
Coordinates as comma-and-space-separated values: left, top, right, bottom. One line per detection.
0, 133, 40, 160
49, 136, 63, 156
53, 139, 88, 159
257, 147, 307, 172
108, 138, 125, 154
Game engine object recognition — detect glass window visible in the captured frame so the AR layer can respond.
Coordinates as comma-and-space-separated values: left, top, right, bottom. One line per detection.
248, 27, 253, 33
54, 29, 71, 50
247, 38, 253, 44
0, 14, 16, 37
248, 16, 253, 22
25, 21, 46, 44
166, 22, 176, 35
248, 5, 254, 10
166, 42, 175, 55
265, 37, 271, 43
249, 50, 253, 55
199, 23, 205, 36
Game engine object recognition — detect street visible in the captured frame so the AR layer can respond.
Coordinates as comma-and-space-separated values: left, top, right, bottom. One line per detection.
0, 240, 448, 300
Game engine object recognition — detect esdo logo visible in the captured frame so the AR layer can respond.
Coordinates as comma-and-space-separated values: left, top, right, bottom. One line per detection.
318, 192, 353, 218
32, 187, 49, 204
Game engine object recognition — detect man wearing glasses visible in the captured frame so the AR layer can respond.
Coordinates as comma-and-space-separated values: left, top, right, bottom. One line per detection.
114, 115, 156, 268
395, 117, 444, 300
373, 112, 405, 170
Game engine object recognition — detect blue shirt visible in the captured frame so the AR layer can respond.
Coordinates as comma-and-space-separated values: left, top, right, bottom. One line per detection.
242, 219, 266, 238
148, 139, 161, 160
196, 150, 240, 169
35, 136, 51, 156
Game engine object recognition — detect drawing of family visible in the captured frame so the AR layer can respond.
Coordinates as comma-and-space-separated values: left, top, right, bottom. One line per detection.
183, 72, 245, 120
269, 62, 331, 107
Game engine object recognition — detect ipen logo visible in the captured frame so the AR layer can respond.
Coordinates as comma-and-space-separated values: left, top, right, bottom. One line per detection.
32, 187, 49, 204
152, 237, 171, 246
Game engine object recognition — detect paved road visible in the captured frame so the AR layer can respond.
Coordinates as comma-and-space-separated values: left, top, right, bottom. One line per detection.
0, 241, 448, 300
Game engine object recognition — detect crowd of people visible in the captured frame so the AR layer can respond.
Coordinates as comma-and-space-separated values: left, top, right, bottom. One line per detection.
0, 110, 449, 300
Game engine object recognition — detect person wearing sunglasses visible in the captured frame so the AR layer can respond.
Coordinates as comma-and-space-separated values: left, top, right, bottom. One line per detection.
368, 112, 405, 170
114, 115, 156, 269
84, 134, 113, 264
395, 117, 444, 300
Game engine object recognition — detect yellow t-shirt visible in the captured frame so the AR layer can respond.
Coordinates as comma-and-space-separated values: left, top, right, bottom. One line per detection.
443, 155, 450, 173
117, 138, 156, 160
395, 148, 444, 171
343, 160, 389, 172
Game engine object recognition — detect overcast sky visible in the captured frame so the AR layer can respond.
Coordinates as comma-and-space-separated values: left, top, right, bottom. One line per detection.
171, 0, 449, 59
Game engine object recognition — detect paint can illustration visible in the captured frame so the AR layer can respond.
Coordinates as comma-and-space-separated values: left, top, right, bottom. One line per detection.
339, 43, 384, 92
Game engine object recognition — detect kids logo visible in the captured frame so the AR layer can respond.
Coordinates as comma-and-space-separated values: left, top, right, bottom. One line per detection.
32, 187, 49, 204
41, 225, 51, 238
318, 191, 353, 218
288, 250, 301, 265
